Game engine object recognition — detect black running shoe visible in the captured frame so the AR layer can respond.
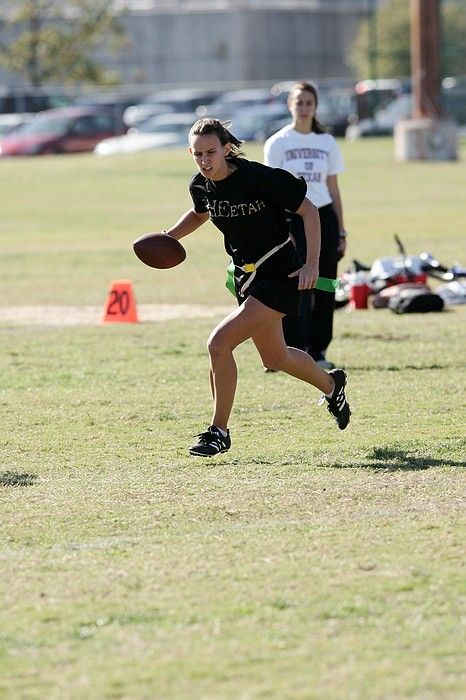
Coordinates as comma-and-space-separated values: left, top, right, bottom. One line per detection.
188, 425, 231, 456
319, 369, 351, 430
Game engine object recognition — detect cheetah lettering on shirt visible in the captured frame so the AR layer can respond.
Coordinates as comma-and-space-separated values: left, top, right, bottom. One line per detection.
202, 198, 266, 219
189, 159, 307, 262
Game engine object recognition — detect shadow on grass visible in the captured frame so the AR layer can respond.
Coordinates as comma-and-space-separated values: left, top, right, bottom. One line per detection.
347, 363, 450, 372
0, 471, 37, 487
328, 447, 464, 472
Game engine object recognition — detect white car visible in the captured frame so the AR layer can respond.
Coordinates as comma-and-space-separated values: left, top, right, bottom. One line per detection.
94, 113, 197, 156
197, 88, 274, 122
123, 88, 220, 127
345, 95, 413, 139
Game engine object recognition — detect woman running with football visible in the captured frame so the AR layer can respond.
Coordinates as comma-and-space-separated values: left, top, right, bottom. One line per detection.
161, 118, 350, 456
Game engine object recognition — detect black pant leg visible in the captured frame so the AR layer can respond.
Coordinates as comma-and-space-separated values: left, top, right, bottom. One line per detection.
281, 214, 309, 350
307, 204, 340, 357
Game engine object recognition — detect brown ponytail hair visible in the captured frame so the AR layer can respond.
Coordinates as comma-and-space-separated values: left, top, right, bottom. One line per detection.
289, 81, 327, 134
189, 118, 245, 158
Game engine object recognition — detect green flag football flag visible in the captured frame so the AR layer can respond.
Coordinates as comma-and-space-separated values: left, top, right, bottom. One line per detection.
315, 276, 340, 292
225, 261, 339, 296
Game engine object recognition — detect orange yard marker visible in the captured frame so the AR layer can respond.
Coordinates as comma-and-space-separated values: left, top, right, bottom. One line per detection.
101, 280, 139, 324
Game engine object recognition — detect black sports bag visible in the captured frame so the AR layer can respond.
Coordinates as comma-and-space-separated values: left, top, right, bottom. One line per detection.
388, 287, 445, 314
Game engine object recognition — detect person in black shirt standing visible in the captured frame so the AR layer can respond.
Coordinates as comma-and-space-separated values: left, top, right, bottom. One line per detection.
161, 118, 350, 456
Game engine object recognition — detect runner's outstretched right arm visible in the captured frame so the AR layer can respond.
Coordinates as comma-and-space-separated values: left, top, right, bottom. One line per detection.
165, 209, 209, 240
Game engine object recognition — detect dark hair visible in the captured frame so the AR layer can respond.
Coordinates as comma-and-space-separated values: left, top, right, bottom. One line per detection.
289, 81, 327, 134
189, 118, 245, 158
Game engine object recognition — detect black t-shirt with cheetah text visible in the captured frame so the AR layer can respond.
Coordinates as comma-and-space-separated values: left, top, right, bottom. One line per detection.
189, 158, 307, 266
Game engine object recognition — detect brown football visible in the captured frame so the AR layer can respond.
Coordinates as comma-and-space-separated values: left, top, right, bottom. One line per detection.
133, 232, 186, 269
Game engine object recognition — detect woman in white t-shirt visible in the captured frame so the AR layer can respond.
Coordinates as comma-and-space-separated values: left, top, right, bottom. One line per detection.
264, 81, 347, 369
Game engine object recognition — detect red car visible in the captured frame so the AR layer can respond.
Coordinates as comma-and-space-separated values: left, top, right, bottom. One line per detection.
0, 106, 126, 156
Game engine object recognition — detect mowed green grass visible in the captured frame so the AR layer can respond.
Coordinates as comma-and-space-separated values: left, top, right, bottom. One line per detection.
0, 140, 465, 699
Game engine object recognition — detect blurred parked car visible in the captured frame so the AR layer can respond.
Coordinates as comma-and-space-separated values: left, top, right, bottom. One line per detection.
441, 76, 466, 125
317, 89, 358, 136
346, 78, 466, 139
0, 86, 74, 115
197, 88, 275, 121
261, 116, 292, 140
0, 113, 34, 137
352, 78, 410, 120
94, 113, 197, 156
230, 103, 290, 141
75, 92, 147, 122
0, 107, 126, 156
345, 95, 412, 138
124, 88, 221, 127
323, 79, 410, 134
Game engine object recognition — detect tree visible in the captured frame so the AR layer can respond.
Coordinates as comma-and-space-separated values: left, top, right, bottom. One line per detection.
348, 0, 466, 79
0, 0, 127, 87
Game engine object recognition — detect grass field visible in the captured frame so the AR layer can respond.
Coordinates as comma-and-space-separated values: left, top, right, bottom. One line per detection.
1, 139, 465, 699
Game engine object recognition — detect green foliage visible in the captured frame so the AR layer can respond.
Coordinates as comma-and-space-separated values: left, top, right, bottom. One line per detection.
349, 0, 466, 79
442, 1, 466, 75
0, 0, 127, 86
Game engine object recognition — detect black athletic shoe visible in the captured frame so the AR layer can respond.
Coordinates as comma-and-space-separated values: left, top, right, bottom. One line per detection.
319, 369, 351, 430
188, 425, 231, 456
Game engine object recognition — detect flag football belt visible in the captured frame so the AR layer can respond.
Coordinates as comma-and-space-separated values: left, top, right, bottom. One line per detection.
225, 238, 341, 297
238, 237, 292, 295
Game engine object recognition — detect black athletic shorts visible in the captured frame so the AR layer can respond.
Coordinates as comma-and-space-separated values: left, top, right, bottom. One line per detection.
234, 240, 301, 316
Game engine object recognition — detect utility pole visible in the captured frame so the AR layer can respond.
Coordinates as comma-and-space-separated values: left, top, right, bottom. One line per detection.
410, 0, 441, 118
394, 0, 458, 161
